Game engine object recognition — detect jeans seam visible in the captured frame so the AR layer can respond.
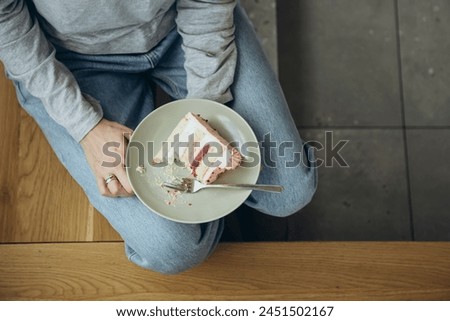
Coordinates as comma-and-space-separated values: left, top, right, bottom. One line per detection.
144, 52, 157, 68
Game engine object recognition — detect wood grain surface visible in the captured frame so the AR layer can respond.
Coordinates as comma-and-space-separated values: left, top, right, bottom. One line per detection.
0, 242, 449, 300
0, 64, 20, 240
0, 64, 121, 243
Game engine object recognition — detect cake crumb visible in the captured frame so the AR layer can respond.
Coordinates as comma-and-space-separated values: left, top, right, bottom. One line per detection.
136, 165, 146, 174
152, 158, 163, 165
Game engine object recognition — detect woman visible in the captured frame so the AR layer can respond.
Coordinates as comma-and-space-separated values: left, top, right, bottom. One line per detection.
0, 0, 317, 274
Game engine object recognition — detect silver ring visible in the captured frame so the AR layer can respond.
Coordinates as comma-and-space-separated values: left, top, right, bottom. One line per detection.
104, 174, 117, 185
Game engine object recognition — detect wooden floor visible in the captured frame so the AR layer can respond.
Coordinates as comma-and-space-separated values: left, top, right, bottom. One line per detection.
0, 63, 121, 243
1, 242, 449, 300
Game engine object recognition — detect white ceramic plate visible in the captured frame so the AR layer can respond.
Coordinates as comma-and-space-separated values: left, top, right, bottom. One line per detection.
126, 99, 261, 224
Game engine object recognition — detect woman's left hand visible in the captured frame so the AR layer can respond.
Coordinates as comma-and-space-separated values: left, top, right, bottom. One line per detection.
80, 118, 134, 197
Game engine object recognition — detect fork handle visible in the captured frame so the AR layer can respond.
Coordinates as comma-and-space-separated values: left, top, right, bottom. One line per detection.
211, 184, 284, 193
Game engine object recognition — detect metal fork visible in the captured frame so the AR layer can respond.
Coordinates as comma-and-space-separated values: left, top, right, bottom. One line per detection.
163, 177, 283, 193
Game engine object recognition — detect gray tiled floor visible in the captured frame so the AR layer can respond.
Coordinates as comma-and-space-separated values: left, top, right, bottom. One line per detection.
288, 129, 411, 241
277, 0, 403, 127
223, 0, 449, 241
398, 0, 450, 126
273, 0, 448, 241
407, 129, 450, 240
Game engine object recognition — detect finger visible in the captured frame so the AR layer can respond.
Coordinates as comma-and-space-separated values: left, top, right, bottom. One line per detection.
106, 176, 122, 196
116, 138, 134, 195
97, 177, 113, 197
115, 167, 134, 195
123, 130, 133, 141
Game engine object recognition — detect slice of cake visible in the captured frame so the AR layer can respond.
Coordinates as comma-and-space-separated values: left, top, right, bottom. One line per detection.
153, 112, 242, 184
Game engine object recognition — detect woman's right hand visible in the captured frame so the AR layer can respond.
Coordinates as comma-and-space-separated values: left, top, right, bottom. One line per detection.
80, 118, 134, 197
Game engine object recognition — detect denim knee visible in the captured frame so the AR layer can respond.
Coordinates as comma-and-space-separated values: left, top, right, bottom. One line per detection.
281, 170, 317, 217
275, 146, 319, 217
126, 240, 209, 274
247, 165, 317, 218
125, 221, 223, 274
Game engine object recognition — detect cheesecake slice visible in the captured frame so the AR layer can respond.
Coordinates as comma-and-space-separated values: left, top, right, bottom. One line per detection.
153, 112, 242, 184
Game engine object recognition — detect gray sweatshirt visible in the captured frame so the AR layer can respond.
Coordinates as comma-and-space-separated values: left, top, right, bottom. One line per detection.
0, 0, 237, 141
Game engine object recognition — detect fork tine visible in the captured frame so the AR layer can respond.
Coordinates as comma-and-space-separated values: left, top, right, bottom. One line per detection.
162, 182, 186, 192
181, 177, 193, 192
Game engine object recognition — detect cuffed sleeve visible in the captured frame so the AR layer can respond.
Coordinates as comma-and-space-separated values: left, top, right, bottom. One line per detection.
176, 0, 237, 104
0, 0, 102, 142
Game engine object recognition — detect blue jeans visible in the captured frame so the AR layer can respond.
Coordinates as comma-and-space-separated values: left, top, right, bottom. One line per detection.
13, 6, 317, 274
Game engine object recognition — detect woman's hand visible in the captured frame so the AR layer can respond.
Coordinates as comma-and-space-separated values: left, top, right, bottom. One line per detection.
80, 118, 134, 197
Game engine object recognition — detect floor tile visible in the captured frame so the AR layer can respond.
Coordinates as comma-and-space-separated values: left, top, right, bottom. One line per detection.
407, 129, 450, 240
277, 0, 403, 127
398, 0, 450, 126
287, 129, 412, 241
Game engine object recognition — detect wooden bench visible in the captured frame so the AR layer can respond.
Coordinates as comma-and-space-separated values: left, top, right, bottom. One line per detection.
1, 242, 449, 300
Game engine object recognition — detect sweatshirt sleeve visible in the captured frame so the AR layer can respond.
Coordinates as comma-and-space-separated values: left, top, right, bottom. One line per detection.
0, 0, 103, 142
176, 0, 237, 104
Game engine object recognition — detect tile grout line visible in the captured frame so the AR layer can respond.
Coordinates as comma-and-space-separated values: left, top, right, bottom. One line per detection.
394, 0, 415, 241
